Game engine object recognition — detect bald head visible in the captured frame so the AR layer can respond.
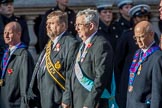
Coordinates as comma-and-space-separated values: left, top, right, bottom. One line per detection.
4, 21, 22, 47
5, 21, 22, 33
134, 21, 153, 37
134, 21, 154, 49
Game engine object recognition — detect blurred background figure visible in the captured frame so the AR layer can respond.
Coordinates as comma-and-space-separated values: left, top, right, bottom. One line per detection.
38, 0, 76, 54
114, 4, 159, 108
115, 0, 134, 38
0, 0, 30, 46
96, 0, 119, 52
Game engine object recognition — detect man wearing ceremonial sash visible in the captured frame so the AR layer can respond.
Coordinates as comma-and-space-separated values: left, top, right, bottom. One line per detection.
0, 22, 34, 108
62, 9, 113, 108
126, 21, 162, 108
27, 11, 79, 108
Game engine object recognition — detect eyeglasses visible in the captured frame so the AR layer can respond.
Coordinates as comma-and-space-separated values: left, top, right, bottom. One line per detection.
74, 23, 88, 27
133, 35, 145, 40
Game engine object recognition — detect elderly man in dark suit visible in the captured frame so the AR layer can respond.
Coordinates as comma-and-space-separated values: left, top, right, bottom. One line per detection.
126, 21, 162, 108
0, 21, 34, 108
62, 8, 113, 108
27, 10, 79, 108
114, 4, 155, 108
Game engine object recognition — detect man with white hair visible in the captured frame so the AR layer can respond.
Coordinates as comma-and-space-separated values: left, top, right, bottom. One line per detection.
62, 8, 113, 108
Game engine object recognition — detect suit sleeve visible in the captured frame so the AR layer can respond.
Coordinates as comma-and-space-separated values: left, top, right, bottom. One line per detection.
19, 50, 34, 108
84, 41, 113, 107
62, 39, 80, 105
151, 53, 162, 108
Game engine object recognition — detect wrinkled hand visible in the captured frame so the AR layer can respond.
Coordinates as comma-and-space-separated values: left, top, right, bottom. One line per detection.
61, 103, 70, 108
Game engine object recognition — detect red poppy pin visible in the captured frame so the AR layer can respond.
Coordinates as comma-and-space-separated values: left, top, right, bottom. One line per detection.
7, 68, 13, 74
87, 43, 92, 48
54, 43, 61, 51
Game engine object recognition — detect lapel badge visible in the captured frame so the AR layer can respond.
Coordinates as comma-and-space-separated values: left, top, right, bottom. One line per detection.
128, 85, 133, 92
0, 79, 4, 86
130, 73, 134, 78
137, 65, 142, 75
54, 61, 61, 71
54, 43, 61, 51
87, 43, 92, 48
7, 68, 13, 75
80, 58, 84, 62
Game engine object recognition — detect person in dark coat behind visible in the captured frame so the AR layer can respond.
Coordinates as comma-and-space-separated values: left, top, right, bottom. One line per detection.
114, 4, 160, 108
0, 21, 34, 108
114, 0, 134, 38
96, 1, 119, 52
27, 10, 79, 108
38, 0, 76, 53
0, 0, 30, 46
126, 21, 162, 108
62, 8, 113, 108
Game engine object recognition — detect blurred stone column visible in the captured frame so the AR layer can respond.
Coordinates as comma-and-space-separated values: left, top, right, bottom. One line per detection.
150, 12, 160, 38
25, 15, 38, 64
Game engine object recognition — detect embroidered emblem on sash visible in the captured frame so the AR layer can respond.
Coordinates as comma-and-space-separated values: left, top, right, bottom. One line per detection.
55, 61, 61, 71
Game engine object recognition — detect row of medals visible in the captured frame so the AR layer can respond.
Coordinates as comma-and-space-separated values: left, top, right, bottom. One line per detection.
128, 64, 142, 92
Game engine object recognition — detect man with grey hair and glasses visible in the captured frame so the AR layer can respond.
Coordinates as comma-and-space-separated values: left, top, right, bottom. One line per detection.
62, 8, 113, 108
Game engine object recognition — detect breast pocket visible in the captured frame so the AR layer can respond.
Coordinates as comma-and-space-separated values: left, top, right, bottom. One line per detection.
81, 60, 93, 78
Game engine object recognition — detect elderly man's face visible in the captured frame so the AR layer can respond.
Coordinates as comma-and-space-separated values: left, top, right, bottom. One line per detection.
159, 0, 162, 20
3, 23, 21, 46
134, 21, 154, 49
75, 15, 91, 42
46, 16, 65, 40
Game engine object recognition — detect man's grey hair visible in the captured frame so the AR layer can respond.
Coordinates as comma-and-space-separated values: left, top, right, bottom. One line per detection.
76, 8, 99, 27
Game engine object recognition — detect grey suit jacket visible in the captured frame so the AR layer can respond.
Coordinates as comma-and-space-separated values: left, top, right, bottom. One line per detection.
126, 48, 162, 108
0, 47, 34, 108
28, 32, 79, 108
62, 32, 114, 108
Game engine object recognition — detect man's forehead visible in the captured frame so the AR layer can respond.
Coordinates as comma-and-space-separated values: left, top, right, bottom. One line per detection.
134, 21, 150, 35
135, 27, 145, 34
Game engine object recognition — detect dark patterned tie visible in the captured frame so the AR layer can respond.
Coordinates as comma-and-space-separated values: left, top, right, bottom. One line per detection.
80, 43, 85, 55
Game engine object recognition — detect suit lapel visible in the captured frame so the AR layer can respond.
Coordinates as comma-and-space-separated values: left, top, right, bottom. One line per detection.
51, 32, 66, 59
81, 32, 98, 61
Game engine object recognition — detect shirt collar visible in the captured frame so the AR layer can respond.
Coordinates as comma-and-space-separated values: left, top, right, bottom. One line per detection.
84, 31, 97, 45
52, 31, 66, 47
9, 42, 21, 54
